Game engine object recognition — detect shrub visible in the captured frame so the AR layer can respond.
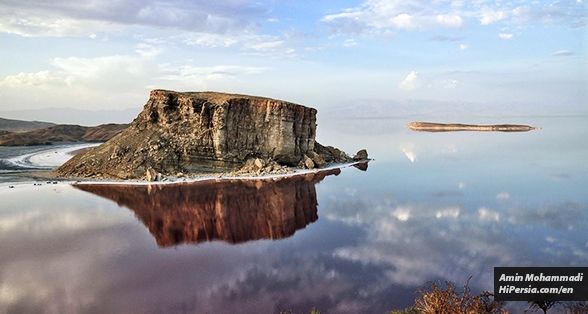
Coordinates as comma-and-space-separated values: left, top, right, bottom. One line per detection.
414, 278, 509, 314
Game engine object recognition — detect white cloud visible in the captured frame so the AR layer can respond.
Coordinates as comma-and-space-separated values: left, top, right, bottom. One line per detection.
158, 64, 267, 88
0, 71, 67, 88
135, 43, 164, 58
478, 207, 501, 222
551, 50, 575, 57
498, 33, 513, 39
182, 33, 296, 58
511, 1, 586, 26
459, 44, 470, 50
343, 38, 357, 47
478, 7, 508, 25
399, 71, 419, 91
0, 14, 124, 37
322, 0, 466, 36
443, 79, 460, 88
0, 0, 267, 37
322, 0, 586, 38
496, 192, 510, 200
50, 55, 147, 79
0, 54, 155, 110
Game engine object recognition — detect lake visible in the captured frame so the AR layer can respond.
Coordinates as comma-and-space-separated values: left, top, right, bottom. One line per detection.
0, 115, 586, 313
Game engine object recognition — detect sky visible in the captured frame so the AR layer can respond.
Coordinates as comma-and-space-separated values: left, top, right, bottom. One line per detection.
0, 0, 586, 120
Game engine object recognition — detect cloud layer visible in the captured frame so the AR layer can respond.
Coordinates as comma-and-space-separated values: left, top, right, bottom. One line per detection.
322, 0, 586, 37
0, 0, 266, 37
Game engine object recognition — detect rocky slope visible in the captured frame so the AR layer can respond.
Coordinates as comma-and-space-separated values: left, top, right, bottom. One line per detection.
74, 169, 339, 246
57, 90, 363, 180
0, 123, 129, 146
407, 122, 540, 132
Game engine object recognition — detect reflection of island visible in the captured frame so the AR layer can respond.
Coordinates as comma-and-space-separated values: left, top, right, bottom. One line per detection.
74, 169, 340, 247
407, 122, 540, 132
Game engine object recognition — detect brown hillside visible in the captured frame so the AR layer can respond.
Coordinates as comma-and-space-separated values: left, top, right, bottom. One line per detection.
0, 123, 129, 146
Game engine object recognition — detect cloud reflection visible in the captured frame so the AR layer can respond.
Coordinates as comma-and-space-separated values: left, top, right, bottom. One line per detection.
322, 192, 588, 293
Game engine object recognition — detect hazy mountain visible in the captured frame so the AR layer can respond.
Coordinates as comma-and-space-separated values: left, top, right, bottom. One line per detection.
320, 99, 585, 119
0, 123, 129, 146
0, 107, 142, 126
0, 117, 56, 132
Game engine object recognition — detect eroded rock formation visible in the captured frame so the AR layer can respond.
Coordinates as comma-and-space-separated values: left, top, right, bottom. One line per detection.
57, 90, 360, 179
74, 169, 340, 246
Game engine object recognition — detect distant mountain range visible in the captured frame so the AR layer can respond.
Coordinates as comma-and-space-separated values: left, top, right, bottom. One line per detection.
0, 107, 141, 126
319, 99, 587, 119
0, 117, 56, 132
0, 117, 129, 146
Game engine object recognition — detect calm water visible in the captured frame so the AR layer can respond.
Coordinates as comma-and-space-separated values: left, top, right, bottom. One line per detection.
0, 115, 587, 313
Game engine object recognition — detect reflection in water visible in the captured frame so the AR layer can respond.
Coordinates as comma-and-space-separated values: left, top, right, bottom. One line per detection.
74, 169, 341, 247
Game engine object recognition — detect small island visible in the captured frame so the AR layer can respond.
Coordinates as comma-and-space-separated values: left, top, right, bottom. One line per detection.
407, 122, 541, 132
56, 90, 368, 181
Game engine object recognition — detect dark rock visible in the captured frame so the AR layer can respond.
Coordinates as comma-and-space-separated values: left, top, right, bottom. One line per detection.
308, 151, 326, 168
314, 142, 352, 164
353, 161, 369, 171
353, 149, 368, 161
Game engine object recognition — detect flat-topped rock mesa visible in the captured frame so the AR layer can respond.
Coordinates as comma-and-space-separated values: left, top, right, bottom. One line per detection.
407, 122, 541, 132
57, 90, 363, 179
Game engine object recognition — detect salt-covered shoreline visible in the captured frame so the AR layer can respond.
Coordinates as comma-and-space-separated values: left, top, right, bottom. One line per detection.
0, 142, 369, 189
27, 143, 101, 167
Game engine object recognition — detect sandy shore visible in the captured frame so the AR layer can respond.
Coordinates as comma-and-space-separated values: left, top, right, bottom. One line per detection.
407, 122, 541, 132
22, 143, 101, 168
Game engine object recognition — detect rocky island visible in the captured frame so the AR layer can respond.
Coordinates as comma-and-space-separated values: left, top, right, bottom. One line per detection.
57, 90, 367, 180
407, 122, 540, 132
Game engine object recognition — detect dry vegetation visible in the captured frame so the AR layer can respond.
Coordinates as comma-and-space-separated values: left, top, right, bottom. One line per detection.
413, 279, 508, 314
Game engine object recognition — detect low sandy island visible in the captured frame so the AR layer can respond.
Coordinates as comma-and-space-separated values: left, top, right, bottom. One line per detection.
407, 122, 541, 132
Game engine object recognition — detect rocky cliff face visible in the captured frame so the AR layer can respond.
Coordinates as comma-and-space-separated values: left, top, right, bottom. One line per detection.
57, 90, 356, 179
74, 169, 339, 246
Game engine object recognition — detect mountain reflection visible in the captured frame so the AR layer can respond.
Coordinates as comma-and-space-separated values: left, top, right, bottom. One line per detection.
74, 169, 340, 247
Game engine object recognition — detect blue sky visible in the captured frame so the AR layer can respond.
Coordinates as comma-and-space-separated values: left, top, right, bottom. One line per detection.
0, 0, 586, 117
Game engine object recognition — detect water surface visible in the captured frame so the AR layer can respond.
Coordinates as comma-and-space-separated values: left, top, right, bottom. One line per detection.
0, 115, 586, 313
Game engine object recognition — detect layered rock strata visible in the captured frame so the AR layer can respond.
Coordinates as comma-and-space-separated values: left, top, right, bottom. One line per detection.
74, 169, 340, 246
57, 90, 362, 180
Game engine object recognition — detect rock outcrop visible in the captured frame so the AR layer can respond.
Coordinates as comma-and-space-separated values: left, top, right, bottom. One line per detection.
57, 90, 365, 179
74, 169, 340, 246
407, 122, 540, 132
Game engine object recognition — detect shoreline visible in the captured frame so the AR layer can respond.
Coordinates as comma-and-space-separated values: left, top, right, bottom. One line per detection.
1, 160, 369, 189
1, 142, 369, 189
